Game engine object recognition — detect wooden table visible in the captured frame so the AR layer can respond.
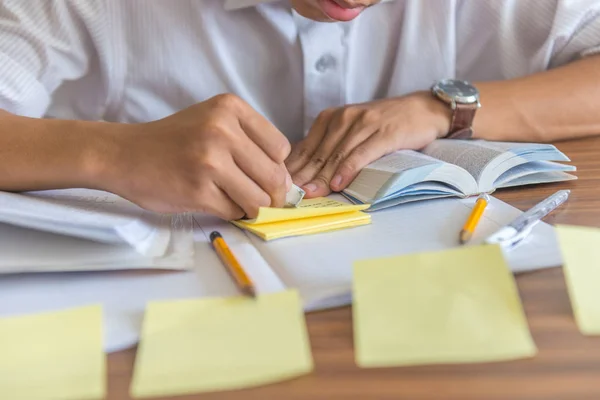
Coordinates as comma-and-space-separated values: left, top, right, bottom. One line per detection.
108, 137, 600, 400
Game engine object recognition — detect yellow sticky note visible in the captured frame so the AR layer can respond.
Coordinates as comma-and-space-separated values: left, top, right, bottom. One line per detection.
556, 224, 600, 335
0, 305, 105, 400
353, 245, 537, 368
130, 290, 314, 398
233, 210, 371, 240
232, 197, 371, 240
240, 197, 370, 225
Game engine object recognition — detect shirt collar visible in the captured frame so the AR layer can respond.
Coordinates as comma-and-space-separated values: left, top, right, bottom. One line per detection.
224, 0, 394, 11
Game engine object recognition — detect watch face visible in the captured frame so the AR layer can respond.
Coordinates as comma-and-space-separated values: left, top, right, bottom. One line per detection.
434, 79, 479, 103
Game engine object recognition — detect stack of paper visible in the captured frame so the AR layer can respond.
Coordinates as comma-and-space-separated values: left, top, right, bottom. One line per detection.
232, 197, 371, 240
0, 189, 195, 273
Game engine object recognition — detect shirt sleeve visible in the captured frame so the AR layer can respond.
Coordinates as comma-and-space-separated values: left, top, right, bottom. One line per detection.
0, 0, 98, 117
455, 0, 600, 80
547, 0, 600, 67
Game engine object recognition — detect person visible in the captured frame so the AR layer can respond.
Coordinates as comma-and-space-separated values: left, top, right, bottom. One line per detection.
0, 0, 599, 220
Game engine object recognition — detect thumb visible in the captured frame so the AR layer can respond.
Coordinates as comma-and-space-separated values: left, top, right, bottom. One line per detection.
285, 168, 293, 191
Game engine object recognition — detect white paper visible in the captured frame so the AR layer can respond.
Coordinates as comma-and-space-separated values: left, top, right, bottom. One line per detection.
0, 195, 560, 353
246, 194, 562, 310
0, 189, 171, 256
0, 213, 195, 273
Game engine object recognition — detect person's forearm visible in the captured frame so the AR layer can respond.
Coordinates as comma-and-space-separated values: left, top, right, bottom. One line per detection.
473, 55, 600, 142
0, 110, 121, 192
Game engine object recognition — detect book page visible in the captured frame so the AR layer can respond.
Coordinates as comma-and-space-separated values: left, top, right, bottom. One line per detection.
422, 140, 572, 191
364, 150, 443, 173
345, 151, 447, 203
421, 140, 504, 182
0, 189, 170, 256
494, 161, 576, 188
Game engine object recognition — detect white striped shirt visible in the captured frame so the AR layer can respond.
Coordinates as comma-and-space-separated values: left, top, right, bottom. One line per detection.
1, 0, 599, 144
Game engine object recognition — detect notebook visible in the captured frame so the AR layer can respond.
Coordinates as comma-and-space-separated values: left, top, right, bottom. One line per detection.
342, 140, 576, 210
0, 189, 172, 255
0, 189, 195, 273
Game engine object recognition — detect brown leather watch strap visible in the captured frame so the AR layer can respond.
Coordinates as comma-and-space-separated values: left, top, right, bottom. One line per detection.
446, 102, 478, 139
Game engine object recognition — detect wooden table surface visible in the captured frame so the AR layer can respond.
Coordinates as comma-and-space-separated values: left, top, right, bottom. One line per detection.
107, 137, 600, 400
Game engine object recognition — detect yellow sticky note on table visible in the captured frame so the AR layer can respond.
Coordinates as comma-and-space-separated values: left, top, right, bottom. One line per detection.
130, 290, 314, 398
0, 305, 105, 400
232, 197, 371, 240
556, 224, 600, 335
352, 245, 537, 368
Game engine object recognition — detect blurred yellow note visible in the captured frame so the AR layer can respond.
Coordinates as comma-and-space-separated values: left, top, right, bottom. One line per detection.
0, 305, 105, 400
232, 197, 371, 240
352, 245, 537, 368
130, 290, 314, 398
556, 224, 600, 335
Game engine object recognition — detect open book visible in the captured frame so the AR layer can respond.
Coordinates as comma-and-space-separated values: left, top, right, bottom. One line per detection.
342, 140, 576, 211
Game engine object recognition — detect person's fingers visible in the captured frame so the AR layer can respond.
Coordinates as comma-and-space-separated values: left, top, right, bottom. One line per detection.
332, 132, 393, 191
210, 93, 291, 164
285, 108, 336, 175
215, 158, 272, 219
303, 120, 379, 197
232, 133, 289, 208
292, 108, 361, 188
194, 182, 245, 221
238, 106, 291, 165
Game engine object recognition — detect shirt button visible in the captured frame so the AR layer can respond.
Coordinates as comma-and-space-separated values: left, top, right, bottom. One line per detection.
315, 54, 337, 72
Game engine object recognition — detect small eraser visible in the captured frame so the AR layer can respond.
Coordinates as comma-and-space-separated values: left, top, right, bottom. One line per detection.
285, 184, 305, 208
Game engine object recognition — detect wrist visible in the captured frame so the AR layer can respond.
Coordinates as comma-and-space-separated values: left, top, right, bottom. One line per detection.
77, 120, 134, 192
412, 91, 452, 138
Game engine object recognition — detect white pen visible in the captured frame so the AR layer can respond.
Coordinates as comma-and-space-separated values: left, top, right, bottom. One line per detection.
485, 189, 570, 249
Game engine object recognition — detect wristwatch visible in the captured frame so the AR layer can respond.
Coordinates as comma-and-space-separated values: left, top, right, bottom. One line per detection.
431, 79, 481, 139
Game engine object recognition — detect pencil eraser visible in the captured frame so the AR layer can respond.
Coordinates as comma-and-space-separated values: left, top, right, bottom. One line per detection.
285, 184, 305, 208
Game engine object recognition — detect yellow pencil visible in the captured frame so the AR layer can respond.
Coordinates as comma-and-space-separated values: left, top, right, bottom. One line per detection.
210, 231, 256, 297
459, 194, 489, 244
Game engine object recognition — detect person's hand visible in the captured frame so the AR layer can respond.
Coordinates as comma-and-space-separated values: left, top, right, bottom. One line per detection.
285, 92, 451, 198
99, 94, 292, 220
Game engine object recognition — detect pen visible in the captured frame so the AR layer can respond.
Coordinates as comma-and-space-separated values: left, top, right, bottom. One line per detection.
460, 193, 489, 244
209, 231, 256, 297
485, 189, 570, 249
